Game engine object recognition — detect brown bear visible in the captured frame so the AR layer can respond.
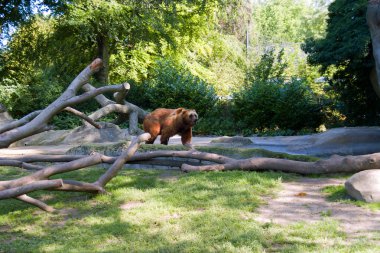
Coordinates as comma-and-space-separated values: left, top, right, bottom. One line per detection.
143, 108, 198, 148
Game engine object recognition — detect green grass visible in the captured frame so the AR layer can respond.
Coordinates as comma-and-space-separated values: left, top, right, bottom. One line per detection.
1, 165, 379, 252
323, 185, 380, 211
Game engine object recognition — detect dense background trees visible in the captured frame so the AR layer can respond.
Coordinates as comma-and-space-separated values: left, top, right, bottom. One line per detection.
1, 0, 379, 136
303, 0, 380, 126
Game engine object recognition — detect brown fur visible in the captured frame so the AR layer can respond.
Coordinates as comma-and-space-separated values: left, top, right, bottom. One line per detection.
143, 108, 198, 147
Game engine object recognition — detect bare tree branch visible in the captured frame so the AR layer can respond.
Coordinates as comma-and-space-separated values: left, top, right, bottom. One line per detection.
16, 194, 56, 212
0, 110, 42, 134
181, 153, 380, 175
0, 59, 104, 148
82, 82, 147, 134
0, 180, 63, 199
64, 107, 101, 129
95, 133, 151, 187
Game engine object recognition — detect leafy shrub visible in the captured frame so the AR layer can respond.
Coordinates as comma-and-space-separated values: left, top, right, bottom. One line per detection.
194, 99, 240, 136
233, 78, 323, 132
233, 49, 324, 132
274, 78, 323, 130
128, 60, 218, 116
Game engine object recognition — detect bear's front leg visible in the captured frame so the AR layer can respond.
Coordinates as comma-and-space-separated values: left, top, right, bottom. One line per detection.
160, 128, 172, 145
160, 135, 170, 145
181, 129, 194, 149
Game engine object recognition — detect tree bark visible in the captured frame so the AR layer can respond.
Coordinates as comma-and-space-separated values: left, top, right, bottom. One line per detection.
95, 35, 110, 84
0, 59, 131, 148
181, 153, 380, 175
82, 83, 147, 134
0, 133, 150, 211
367, 1, 380, 98
63, 107, 101, 129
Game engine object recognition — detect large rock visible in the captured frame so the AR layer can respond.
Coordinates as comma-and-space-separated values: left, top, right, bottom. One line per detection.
246, 127, 380, 156
11, 122, 130, 146
62, 122, 128, 144
345, 170, 380, 202
0, 104, 13, 124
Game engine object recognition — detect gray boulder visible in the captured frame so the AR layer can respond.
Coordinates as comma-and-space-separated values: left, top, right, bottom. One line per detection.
345, 170, 380, 202
11, 122, 130, 146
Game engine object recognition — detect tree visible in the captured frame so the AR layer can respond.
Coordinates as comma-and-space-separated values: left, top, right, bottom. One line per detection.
0, 0, 234, 118
252, 0, 327, 45
302, 0, 380, 125
0, 0, 66, 40
52, 0, 220, 85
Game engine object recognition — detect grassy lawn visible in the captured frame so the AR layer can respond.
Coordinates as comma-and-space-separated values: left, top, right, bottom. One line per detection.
0, 154, 379, 252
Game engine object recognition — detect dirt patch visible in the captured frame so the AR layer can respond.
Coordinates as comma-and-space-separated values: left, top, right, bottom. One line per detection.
158, 171, 180, 182
255, 178, 380, 240
120, 200, 145, 210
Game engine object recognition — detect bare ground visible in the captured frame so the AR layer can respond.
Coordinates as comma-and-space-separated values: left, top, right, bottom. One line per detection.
255, 177, 380, 242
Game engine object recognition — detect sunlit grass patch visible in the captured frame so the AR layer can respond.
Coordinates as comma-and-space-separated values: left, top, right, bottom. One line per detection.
1, 164, 379, 252
323, 185, 380, 211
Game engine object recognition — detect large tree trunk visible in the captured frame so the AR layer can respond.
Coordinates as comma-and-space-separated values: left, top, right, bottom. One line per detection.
367, 1, 380, 97
2, 146, 380, 212
95, 34, 110, 84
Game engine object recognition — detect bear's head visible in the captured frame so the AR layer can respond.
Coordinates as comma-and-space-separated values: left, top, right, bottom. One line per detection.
176, 108, 198, 126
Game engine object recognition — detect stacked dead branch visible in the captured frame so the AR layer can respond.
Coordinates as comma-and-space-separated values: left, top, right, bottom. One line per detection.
0, 58, 149, 211
2, 143, 380, 211
0, 133, 151, 212
0, 59, 147, 149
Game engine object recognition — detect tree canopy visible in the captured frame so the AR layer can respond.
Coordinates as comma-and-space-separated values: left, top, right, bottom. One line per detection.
302, 0, 380, 125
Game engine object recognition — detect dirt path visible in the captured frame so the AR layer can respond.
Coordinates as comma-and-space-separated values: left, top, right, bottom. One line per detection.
255, 178, 380, 241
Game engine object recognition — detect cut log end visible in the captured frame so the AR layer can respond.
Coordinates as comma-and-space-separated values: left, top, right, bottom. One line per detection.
90, 58, 103, 72
138, 133, 151, 143
122, 82, 130, 90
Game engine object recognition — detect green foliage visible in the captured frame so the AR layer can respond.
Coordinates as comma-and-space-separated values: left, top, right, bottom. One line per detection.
194, 99, 238, 136
128, 60, 218, 116
0, 0, 67, 37
302, 0, 380, 125
50, 112, 83, 130
252, 0, 327, 44
0, 16, 68, 116
178, 33, 247, 96
233, 50, 324, 132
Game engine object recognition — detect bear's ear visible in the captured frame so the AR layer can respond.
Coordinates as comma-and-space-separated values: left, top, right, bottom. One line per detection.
176, 108, 185, 114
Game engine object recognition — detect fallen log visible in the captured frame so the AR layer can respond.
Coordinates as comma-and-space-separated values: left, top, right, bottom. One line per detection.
0, 133, 150, 212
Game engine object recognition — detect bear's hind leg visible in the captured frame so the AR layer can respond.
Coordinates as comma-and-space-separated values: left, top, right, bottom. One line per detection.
144, 123, 160, 144
160, 129, 173, 145
146, 136, 157, 144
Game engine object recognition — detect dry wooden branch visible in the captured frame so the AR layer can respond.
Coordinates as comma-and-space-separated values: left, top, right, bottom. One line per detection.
2, 148, 380, 176
64, 107, 101, 129
95, 133, 151, 187
16, 194, 56, 212
0, 150, 234, 167
82, 83, 147, 134
0, 180, 63, 199
0, 110, 42, 134
0, 134, 150, 211
181, 153, 380, 175
0, 59, 104, 148
0, 59, 133, 148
